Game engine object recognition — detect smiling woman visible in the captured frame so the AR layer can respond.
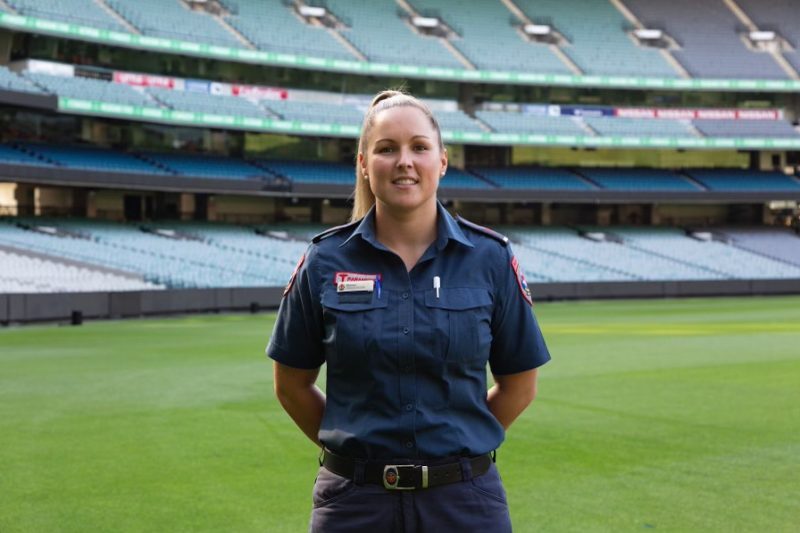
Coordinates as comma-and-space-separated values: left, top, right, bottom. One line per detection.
267, 90, 551, 532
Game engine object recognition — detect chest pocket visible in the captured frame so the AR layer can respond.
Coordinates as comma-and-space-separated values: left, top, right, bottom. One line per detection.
321, 290, 388, 370
425, 287, 493, 364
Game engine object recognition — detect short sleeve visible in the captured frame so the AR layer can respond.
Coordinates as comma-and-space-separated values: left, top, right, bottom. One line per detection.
266, 246, 325, 369
489, 245, 551, 375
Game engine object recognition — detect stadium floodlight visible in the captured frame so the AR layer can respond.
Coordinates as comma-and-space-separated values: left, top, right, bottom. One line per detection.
749, 31, 776, 42
412, 16, 441, 29
633, 28, 663, 41
299, 5, 327, 18
523, 24, 552, 36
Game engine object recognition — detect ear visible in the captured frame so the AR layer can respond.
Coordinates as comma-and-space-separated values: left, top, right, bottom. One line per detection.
439, 148, 448, 177
358, 152, 367, 176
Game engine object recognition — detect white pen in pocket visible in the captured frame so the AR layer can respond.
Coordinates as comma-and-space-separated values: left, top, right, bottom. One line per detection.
433, 276, 440, 298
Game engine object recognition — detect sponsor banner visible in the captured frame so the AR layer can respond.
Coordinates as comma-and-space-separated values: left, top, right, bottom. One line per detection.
74, 66, 112, 81
559, 105, 614, 118
522, 104, 548, 116
25, 59, 74, 77
185, 79, 211, 93
113, 71, 179, 89
616, 107, 783, 120
210, 82, 232, 96
231, 84, 288, 100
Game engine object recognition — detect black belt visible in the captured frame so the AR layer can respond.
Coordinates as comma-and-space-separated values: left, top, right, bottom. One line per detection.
320, 448, 494, 490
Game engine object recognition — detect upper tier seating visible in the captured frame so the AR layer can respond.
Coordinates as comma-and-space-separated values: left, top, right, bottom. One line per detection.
692, 119, 800, 139
624, 0, 787, 79
439, 168, 491, 189
686, 169, 800, 191
610, 227, 800, 279
24, 72, 154, 107
586, 117, 694, 137
104, 0, 242, 48
475, 111, 588, 136
220, 0, 354, 60
141, 152, 268, 180
719, 227, 800, 267
0, 66, 45, 94
0, 248, 161, 293
257, 159, 352, 184
736, 0, 800, 74
15, 142, 168, 174
410, 0, 572, 74
326, 0, 463, 68
435, 110, 485, 134
514, 0, 676, 77
580, 168, 702, 191
0, 144, 49, 166
6, 0, 128, 32
147, 87, 269, 118
263, 100, 362, 126
472, 167, 594, 190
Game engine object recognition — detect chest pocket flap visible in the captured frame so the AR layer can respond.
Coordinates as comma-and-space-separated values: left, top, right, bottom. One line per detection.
321, 290, 388, 311
424, 287, 492, 310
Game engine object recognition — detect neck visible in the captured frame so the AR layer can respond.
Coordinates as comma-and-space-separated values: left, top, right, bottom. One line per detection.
374, 200, 438, 268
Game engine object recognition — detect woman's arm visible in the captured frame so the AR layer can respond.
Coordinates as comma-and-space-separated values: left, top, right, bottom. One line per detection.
486, 368, 538, 430
273, 361, 326, 447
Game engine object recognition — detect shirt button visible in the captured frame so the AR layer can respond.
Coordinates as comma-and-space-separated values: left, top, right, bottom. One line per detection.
405, 441, 414, 449
402, 327, 409, 334
402, 292, 409, 299
405, 403, 413, 411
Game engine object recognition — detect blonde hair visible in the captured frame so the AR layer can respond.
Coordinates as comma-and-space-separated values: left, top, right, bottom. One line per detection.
351, 90, 444, 222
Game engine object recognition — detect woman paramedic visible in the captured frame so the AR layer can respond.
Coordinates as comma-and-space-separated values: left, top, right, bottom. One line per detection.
267, 90, 550, 532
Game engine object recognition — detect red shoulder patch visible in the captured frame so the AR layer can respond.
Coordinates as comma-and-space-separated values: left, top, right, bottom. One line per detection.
511, 256, 533, 306
283, 254, 305, 297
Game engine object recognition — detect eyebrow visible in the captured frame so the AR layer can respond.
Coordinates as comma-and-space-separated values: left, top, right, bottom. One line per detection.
374, 135, 432, 143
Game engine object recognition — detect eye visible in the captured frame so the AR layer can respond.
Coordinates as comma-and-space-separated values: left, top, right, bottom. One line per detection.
414, 144, 429, 151
377, 146, 394, 154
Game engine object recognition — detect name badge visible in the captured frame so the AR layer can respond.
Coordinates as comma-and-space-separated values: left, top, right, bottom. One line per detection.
337, 280, 375, 293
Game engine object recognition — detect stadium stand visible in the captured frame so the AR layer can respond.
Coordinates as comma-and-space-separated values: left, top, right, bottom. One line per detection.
475, 111, 589, 136
325, 0, 463, 68
585, 117, 694, 137
609, 227, 800, 279
736, 0, 800, 74
579, 168, 702, 191
686, 169, 800, 191
0, 144, 51, 166
140, 153, 269, 181
147, 87, 270, 119
439, 167, 491, 189
14, 142, 168, 174
623, 0, 788, 79
104, 0, 242, 48
692, 119, 800, 138
256, 159, 352, 185
263, 99, 362, 126
5, 0, 129, 33
220, 0, 355, 60
0, 248, 161, 293
409, 0, 573, 74
0, 65, 45, 94
719, 227, 800, 267
472, 167, 594, 190
514, 0, 676, 77
23, 72, 154, 107
435, 110, 485, 134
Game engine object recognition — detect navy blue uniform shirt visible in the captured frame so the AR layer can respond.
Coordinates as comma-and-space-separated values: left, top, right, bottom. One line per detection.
267, 202, 550, 459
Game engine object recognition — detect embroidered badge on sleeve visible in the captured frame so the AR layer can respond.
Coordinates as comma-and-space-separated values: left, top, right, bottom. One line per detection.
511, 256, 533, 306
283, 254, 305, 297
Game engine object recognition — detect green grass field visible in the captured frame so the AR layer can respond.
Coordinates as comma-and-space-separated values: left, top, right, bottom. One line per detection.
1, 296, 799, 532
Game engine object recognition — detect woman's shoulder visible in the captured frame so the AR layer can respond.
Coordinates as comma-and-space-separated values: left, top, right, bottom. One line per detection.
455, 215, 510, 251
310, 219, 361, 246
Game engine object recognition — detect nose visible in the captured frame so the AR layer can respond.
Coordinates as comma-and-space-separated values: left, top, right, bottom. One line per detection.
396, 146, 413, 169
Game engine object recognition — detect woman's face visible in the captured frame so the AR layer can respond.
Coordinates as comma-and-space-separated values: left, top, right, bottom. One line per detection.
360, 105, 447, 216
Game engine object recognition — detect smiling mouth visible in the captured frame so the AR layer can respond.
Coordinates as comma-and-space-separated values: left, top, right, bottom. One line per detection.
392, 177, 418, 185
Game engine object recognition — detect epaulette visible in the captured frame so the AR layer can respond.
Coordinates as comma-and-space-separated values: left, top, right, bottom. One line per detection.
311, 219, 360, 243
456, 215, 509, 245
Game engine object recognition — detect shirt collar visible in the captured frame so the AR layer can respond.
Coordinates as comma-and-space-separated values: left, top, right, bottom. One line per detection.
341, 201, 474, 250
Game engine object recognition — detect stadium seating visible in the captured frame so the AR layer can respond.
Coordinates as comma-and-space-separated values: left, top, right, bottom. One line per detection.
719, 227, 800, 267
585, 117, 694, 137
475, 111, 589, 136
24, 72, 154, 107
0, 144, 51, 166
0, 248, 161, 293
0, 66, 45, 94
141, 152, 269, 180
439, 168, 491, 189
736, 0, 800, 74
435, 110, 485, 134
514, 0, 676, 77
147, 87, 270, 119
580, 168, 702, 191
325, 0, 463, 68
6, 0, 128, 32
686, 169, 800, 191
692, 119, 800, 139
472, 167, 594, 190
256, 159, 352, 185
623, 0, 788, 79
14, 142, 168, 174
220, 0, 355, 60
104, 0, 242, 48
409, 0, 572, 74
262, 99, 362, 126
610, 227, 800, 279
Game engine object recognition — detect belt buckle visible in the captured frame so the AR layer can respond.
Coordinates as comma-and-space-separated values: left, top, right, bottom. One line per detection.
383, 464, 428, 490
